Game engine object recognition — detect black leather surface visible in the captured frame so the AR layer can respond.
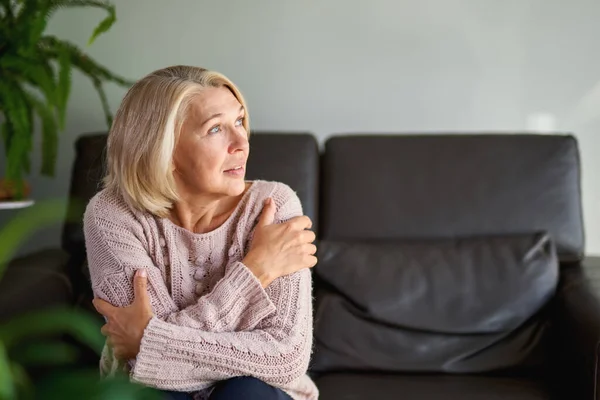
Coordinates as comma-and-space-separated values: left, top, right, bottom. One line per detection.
61, 133, 107, 256
246, 132, 319, 229
0, 249, 71, 322
320, 134, 584, 262
311, 233, 558, 374
551, 257, 600, 399
314, 373, 556, 400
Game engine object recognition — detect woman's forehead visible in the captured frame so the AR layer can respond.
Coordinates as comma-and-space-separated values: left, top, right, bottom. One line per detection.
189, 87, 243, 120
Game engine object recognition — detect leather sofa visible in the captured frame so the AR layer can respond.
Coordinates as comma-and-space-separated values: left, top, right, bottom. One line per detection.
1, 132, 599, 399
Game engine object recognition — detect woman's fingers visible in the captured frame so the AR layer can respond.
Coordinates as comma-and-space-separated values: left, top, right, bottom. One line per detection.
288, 246, 317, 272
133, 269, 150, 306
257, 198, 276, 227
100, 324, 111, 337
304, 254, 318, 268
92, 298, 116, 318
301, 230, 316, 244
303, 243, 317, 255
287, 229, 316, 249
288, 215, 312, 231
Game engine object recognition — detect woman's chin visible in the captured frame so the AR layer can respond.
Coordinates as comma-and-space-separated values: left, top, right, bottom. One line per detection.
223, 178, 247, 196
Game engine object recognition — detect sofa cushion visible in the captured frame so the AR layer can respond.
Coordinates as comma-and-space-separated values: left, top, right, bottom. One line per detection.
0, 249, 72, 323
314, 373, 554, 400
311, 233, 558, 374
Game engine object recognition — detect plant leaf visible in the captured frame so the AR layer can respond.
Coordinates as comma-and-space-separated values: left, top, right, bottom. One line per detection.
88, 8, 115, 45
0, 342, 16, 400
24, 91, 59, 176
0, 121, 11, 151
37, 369, 164, 400
44, 0, 116, 45
14, 0, 50, 51
0, 81, 29, 144
0, 66, 60, 178
40, 36, 134, 128
92, 77, 112, 127
0, 307, 104, 354
11, 342, 79, 366
40, 35, 134, 86
0, 80, 31, 185
0, 0, 16, 36
56, 46, 71, 129
0, 199, 67, 280
9, 362, 32, 400
0, 53, 58, 108
22, 100, 33, 176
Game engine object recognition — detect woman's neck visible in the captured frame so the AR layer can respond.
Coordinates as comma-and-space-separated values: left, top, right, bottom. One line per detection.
169, 183, 250, 234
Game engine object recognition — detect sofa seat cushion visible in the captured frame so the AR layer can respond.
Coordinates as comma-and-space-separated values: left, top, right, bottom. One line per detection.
311, 233, 559, 374
0, 249, 71, 322
314, 373, 553, 400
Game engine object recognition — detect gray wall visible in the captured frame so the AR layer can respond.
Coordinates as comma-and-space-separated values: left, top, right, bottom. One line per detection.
2, 0, 600, 256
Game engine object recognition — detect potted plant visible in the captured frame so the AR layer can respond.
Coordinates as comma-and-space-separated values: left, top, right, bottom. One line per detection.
0, 0, 133, 204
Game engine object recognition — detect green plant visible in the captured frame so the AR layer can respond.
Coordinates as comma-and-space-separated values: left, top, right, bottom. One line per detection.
0, 200, 162, 399
0, 0, 133, 197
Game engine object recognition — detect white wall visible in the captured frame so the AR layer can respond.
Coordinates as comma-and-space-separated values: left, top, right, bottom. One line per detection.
2, 0, 600, 255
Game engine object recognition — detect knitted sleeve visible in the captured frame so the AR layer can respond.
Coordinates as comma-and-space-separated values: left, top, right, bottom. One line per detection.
129, 184, 314, 390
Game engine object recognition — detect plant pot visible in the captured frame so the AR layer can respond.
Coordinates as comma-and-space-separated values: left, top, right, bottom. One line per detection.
0, 179, 31, 202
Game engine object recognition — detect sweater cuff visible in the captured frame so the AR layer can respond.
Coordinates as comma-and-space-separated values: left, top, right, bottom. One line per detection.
131, 317, 171, 385
215, 261, 276, 329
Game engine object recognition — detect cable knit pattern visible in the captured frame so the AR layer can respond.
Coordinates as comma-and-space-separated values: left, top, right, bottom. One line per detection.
83, 180, 318, 400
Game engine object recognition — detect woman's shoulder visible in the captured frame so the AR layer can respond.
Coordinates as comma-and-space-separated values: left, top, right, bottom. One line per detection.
86, 188, 125, 217
84, 188, 146, 229
246, 180, 303, 222
247, 180, 300, 206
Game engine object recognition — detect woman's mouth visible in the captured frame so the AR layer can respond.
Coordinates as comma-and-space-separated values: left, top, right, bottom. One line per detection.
224, 166, 245, 177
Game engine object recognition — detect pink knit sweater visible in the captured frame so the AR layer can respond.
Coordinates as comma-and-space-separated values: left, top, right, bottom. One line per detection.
83, 180, 318, 400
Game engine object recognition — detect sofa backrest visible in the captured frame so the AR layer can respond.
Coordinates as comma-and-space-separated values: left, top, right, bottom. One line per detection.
319, 134, 584, 262
62, 133, 108, 257
245, 132, 320, 229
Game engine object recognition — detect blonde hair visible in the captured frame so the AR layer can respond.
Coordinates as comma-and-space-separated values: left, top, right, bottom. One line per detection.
103, 65, 250, 218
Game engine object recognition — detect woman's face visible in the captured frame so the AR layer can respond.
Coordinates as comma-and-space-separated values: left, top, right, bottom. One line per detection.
173, 86, 249, 199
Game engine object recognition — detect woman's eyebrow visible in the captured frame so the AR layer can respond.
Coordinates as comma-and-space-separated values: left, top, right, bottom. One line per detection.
201, 106, 244, 126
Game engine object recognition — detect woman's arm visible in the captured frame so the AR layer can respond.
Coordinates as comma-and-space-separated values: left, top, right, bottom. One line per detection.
86, 200, 277, 333
93, 260, 275, 333
132, 268, 313, 391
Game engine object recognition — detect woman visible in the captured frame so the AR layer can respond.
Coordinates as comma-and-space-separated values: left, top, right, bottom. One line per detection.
84, 66, 319, 400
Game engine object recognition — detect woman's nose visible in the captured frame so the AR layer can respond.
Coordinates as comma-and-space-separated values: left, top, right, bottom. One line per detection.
229, 131, 249, 154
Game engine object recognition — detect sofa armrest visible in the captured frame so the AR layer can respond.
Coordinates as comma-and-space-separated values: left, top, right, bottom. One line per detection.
554, 257, 600, 399
0, 249, 72, 322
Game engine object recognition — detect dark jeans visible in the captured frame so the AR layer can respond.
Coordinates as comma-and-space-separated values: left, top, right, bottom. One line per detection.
162, 376, 293, 400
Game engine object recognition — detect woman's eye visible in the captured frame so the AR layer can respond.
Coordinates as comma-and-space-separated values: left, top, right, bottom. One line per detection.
209, 125, 221, 134
235, 117, 244, 127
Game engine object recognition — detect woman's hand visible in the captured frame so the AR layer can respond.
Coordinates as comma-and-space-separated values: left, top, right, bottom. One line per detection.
243, 198, 317, 288
92, 269, 153, 360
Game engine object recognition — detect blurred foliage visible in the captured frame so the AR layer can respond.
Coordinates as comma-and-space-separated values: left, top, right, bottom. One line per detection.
0, 201, 161, 399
